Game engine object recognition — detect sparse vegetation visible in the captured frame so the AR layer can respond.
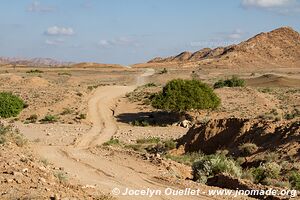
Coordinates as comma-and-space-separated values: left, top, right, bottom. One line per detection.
130, 119, 150, 127
136, 137, 160, 144
58, 72, 72, 76
26, 114, 38, 123
124, 144, 143, 152
0, 124, 10, 144
121, 137, 177, 154
151, 79, 221, 113
258, 87, 273, 94
103, 138, 121, 146
76, 92, 83, 97
0, 124, 27, 146
214, 76, 245, 89
264, 152, 279, 162
239, 143, 258, 156
87, 83, 110, 91
61, 108, 73, 115
289, 171, 300, 190
251, 162, 282, 184
26, 69, 43, 74
144, 83, 157, 87
78, 113, 86, 119
192, 154, 242, 183
163, 139, 177, 150
145, 139, 177, 154
159, 68, 168, 74
40, 115, 58, 123
284, 109, 300, 120
191, 71, 199, 80
126, 83, 159, 104
14, 134, 27, 147
54, 171, 68, 183
40, 158, 50, 166
0, 92, 25, 118
165, 152, 204, 166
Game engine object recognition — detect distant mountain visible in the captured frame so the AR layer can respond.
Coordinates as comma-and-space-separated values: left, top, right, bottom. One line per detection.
0, 57, 73, 67
70, 62, 125, 68
147, 27, 300, 68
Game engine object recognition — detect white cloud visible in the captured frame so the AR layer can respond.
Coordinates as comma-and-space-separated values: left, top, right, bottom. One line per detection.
242, 0, 293, 8
241, 0, 300, 14
45, 26, 74, 36
98, 37, 140, 47
45, 38, 65, 46
27, 1, 55, 13
227, 29, 244, 40
98, 40, 110, 47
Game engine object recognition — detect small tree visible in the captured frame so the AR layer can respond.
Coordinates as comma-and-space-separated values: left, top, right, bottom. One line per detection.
0, 92, 24, 118
151, 79, 220, 114
214, 76, 245, 89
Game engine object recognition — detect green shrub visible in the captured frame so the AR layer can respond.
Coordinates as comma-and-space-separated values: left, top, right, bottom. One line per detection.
259, 87, 273, 93
264, 152, 279, 162
40, 158, 50, 166
26, 114, 38, 123
58, 72, 71, 76
238, 143, 258, 156
165, 152, 204, 166
126, 138, 176, 154
78, 113, 86, 119
241, 169, 255, 182
289, 171, 300, 190
163, 139, 177, 150
0, 124, 10, 135
144, 83, 157, 87
0, 124, 26, 146
236, 157, 246, 165
61, 108, 73, 115
151, 79, 220, 113
0, 92, 25, 118
103, 138, 120, 146
136, 137, 160, 144
0, 136, 6, 145
26, 69, 43, 74
40, 115, 58, 123
125, 144, 144, 152
130, 119, 150, 127
14, 135, 27, 147
192, 154, 242, 183
216, 149, 229, 156
55, 171, 68, 183
252, 162, 282, 184
0, 124, 9, 145
284, 109, 300, 120
159, 68, 168, 74
214, 76, 245, 89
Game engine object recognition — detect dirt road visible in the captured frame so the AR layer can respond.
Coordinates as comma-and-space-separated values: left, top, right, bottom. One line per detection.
18, 69, 215, 200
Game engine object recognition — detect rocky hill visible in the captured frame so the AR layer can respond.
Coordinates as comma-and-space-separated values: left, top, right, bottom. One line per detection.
70, 62, 125, 69
147, 27, 300, 68
0, 57, 73, 67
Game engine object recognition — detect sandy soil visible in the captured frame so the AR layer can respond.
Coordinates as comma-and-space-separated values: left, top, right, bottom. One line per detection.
2, 64, 298, 200
14, 69, 227, 200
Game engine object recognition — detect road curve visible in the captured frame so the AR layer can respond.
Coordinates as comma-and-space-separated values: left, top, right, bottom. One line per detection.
19, 69, 215, 200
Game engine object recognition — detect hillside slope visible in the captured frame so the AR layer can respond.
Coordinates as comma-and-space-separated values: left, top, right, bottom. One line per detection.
147, 27, 300, 68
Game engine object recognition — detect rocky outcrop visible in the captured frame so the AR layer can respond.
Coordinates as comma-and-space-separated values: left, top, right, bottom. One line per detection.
177, 118, 300, 158
147, 27, 300, 68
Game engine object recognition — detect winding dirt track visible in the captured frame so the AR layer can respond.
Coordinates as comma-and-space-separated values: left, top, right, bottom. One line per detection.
21, 69, 214, 200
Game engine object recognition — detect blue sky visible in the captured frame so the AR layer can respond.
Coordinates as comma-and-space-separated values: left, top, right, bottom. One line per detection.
0, 0, 299, 65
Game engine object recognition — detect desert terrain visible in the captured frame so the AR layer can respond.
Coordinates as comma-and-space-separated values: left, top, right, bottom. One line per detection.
0, 27, 300, 200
